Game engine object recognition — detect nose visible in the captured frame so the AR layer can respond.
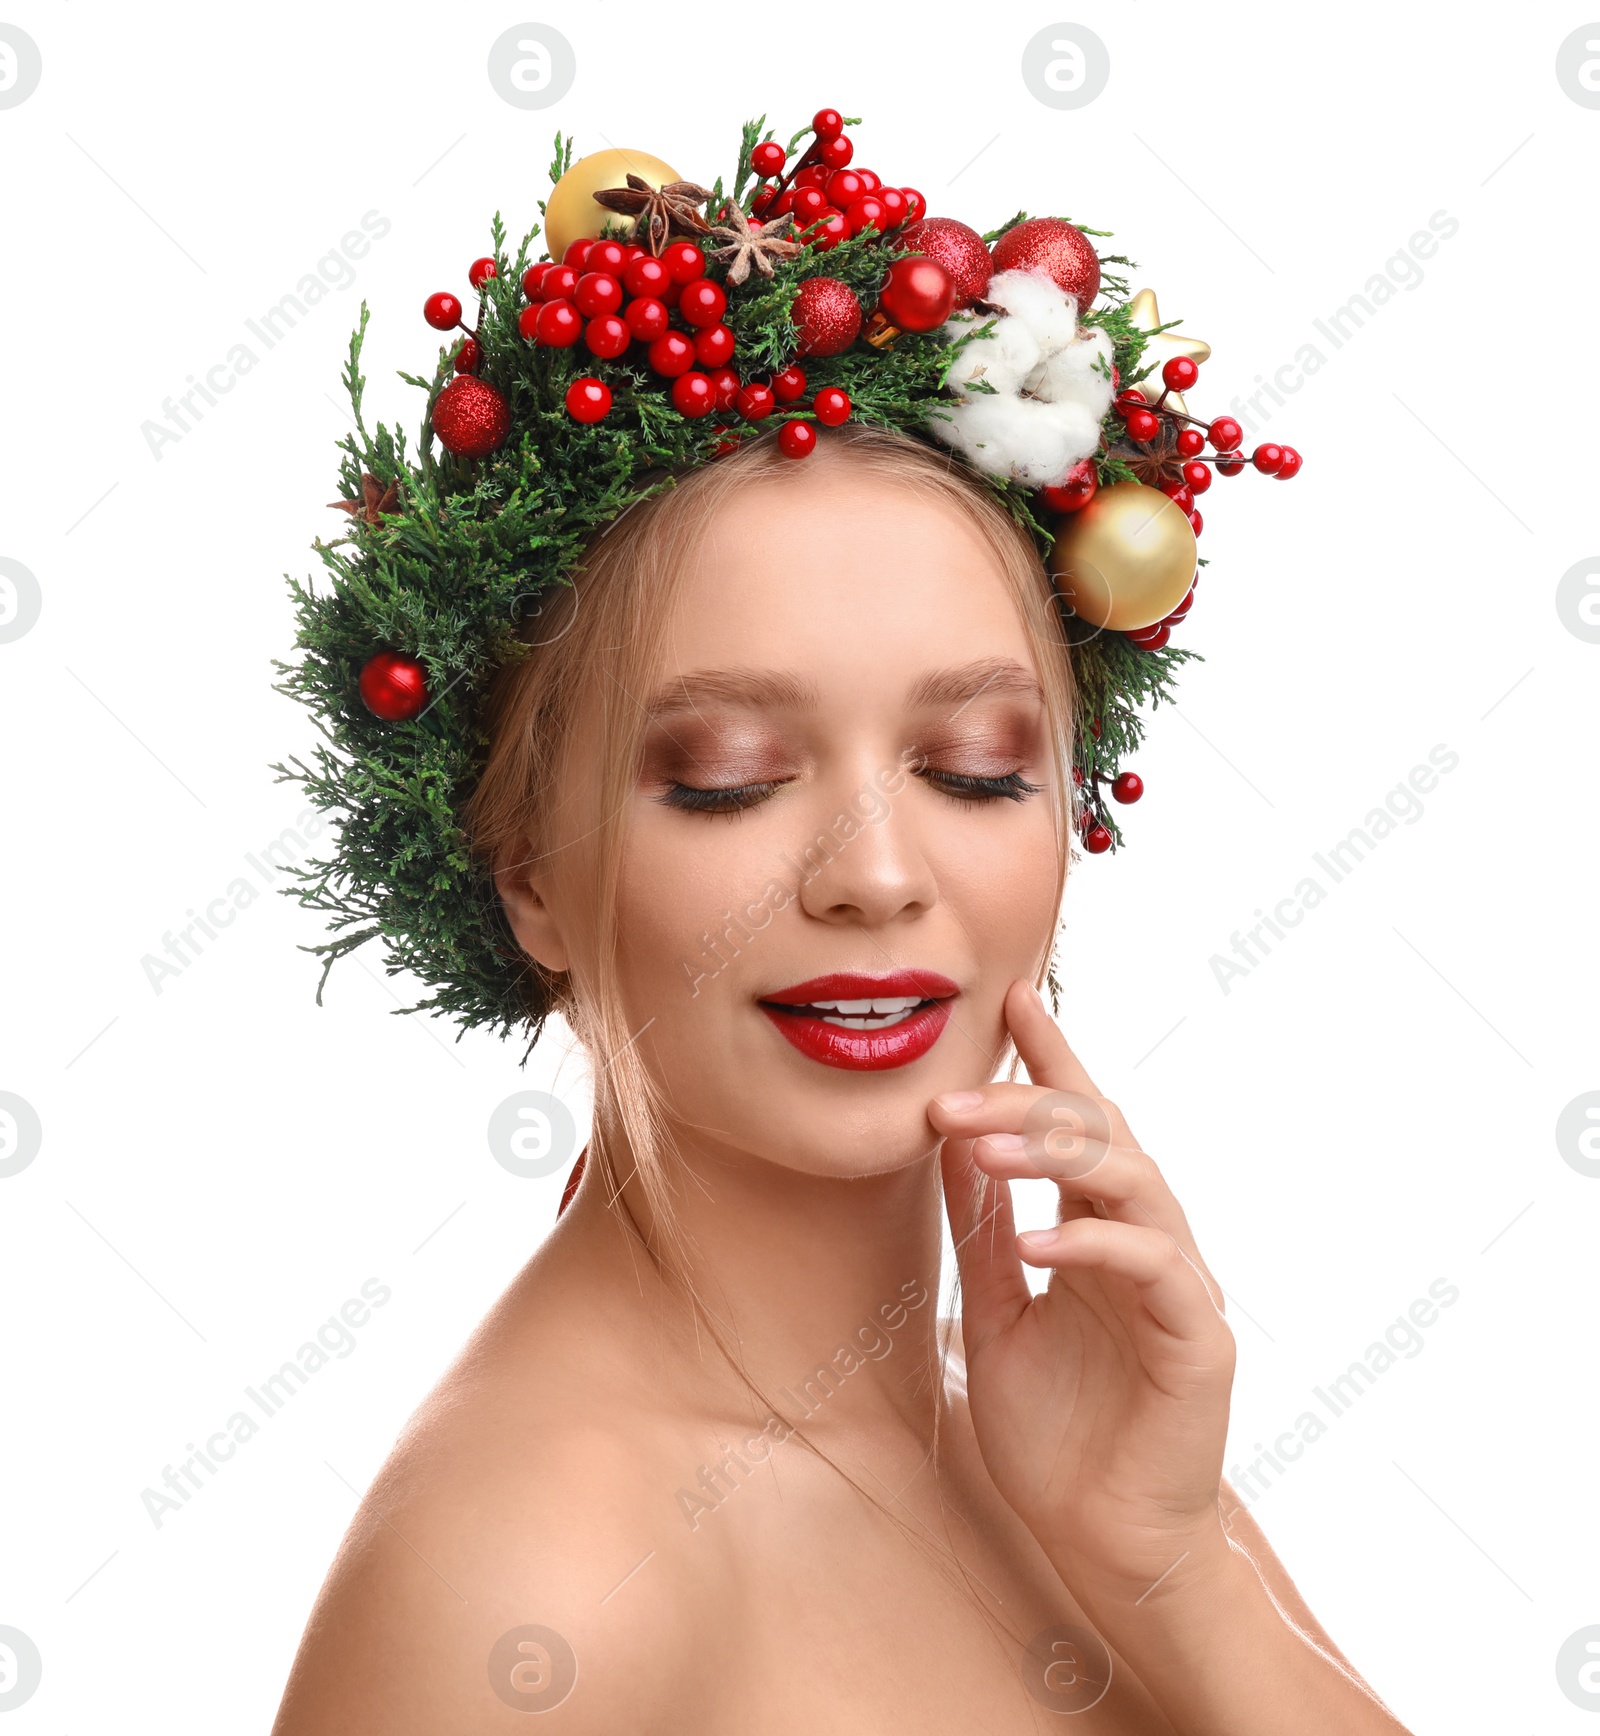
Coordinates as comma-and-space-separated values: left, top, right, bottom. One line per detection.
792, 764, 938, 929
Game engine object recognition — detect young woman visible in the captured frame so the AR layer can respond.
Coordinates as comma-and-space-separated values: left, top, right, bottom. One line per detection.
271, 428, 1409, 1732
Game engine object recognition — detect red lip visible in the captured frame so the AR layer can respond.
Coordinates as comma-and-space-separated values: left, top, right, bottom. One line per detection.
758, 970, 959, 1072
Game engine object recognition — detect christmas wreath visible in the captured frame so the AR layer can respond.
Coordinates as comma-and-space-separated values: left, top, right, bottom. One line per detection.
273, 109, 1300, 1040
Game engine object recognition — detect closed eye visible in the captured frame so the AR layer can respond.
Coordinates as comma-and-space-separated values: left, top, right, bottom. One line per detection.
919, 768, 1043, 805
656, 767, 1042, 816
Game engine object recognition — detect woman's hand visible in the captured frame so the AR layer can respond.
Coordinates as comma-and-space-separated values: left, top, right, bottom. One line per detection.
930, 979, 1237, 1601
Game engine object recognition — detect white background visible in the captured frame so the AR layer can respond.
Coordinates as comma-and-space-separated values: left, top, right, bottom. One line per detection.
2, 3, 1597, 1729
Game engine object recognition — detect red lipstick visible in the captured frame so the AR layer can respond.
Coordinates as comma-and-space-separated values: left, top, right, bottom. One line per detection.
757, 969, 959, 1071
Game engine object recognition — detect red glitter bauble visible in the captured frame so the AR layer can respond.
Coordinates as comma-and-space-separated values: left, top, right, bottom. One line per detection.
359, 651, 428, 721
791, 276, 862, 357
989, 217, 1101, 312
431, 376, 509, 457
894, 217, 991, 308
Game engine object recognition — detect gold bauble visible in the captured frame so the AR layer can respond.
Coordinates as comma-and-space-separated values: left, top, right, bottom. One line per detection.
1048, 482, 1198, 632
542, 148, 681, 261
1126, 287, 1210, 419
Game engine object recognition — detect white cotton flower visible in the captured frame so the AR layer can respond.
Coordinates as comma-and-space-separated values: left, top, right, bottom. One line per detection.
930, 268, 1116, 489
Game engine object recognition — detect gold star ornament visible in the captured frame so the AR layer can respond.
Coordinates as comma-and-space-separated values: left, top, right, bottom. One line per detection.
1125, 287, 1210, 418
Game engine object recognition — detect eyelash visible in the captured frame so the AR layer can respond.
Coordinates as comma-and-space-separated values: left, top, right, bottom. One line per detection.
658, 768, 1043, 817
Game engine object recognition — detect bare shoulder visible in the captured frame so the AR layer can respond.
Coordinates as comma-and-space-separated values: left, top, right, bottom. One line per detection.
270, 1281, 729, 1733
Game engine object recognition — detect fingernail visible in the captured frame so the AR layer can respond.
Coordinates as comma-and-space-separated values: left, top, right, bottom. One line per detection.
934, 1090, 983, 1112
1017, 1229, 1055, 1249
980, 1132, 1028, 1154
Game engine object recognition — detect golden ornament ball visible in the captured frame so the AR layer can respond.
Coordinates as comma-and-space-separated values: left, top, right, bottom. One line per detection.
1047, 482, 1198, 632
542, 148, 681, 261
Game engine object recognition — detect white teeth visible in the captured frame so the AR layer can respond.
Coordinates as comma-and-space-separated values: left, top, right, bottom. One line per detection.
819, 1008, 919, 1029
811, 996, 922, 1014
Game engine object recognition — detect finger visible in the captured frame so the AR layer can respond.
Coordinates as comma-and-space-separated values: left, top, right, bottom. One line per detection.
1016, 1217, 1225, 1342
939, 1139, 1031, 1358
1005, 980, 1103, 1098
972, 1134, 1194, 1235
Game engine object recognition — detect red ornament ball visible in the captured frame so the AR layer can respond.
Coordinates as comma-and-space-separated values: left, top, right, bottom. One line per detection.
877, 255, 956, 331
989, 217, 1101, 312
751, 140, 787, 177
432, 375, 509, 457
1083, 824, 1113, 855
565, 378, 613, 424
468, 256, 497, 289
671, 372, 716, 418
813, 387, 851, 426
778, 419, 817, 459
772, 365, 807, 402
423, 291, 462, 330
895, 217, 992, 308
359, 651, 428, 721
453, 336, 481, 375
1111, 772, 1144, 804
791, 276, 862, 356
1040, 459, 1098, 513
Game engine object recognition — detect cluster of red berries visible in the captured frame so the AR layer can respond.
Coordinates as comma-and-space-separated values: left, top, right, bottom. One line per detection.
747, 106, 926, 251
1070, 720, 1141, 854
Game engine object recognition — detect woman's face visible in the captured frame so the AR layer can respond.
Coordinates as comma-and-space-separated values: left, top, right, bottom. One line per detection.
555, 459, 1064, 1177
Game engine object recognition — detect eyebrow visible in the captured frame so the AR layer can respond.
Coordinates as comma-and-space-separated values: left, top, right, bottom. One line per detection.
643, 656, 1044, 719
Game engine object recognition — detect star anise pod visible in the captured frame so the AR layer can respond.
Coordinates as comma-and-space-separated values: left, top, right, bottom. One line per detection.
1109, 415, 1187, 489
592, 173, 714, 256
329, 472, 400, 527
707, 203, 803, 286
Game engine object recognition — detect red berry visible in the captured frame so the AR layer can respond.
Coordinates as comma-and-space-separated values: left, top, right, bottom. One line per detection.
1252, 443, 1285, 475
752, 183, 777, 215
574, 271, 622, 318
1039, 459, 1098, 513
1188, 508, 1204, 536
1165, 587, 1195, 622
707, 367, 741, 412
1124, 408, 1160, 442
1183, 460, 1212, 495
621, 245, 645, 264
1083, 825, 1113, 855
534, 299, 582, 347
1072, 766, 1084, 786
624, 296, 670, 342
1176, 428, 1205, 458
1115, 388, 1148, 410
1208, 416, 1243, 452
623, 255, 670, 298
521, 264, 550, 301
751, 140, 787, 176
565, 378, 612, 424
584, 313, 630, 359
359, 651, 428, 721
648, 331, 696, 377
900, 187, 926, 221
845, 194, 889, 236
813, 386, 851, 426
678, 278, 727, 329
542, 264, 578, 302
855, 168, 881, 194
662, 241, 705, 284
516, 305, 540, 341
671, 371, 715, 418
772, 365, 807, 402
805, 209, 849, 251
1111, 772, 1144, 804
431, 375, 510, 457
736, 381, 775, 421
795, 163, 832, 188
792, 185, 830, 224
812, 108, 844, 141
423, 291, 462, 330
771, 189, 796, 216
827, 170, 866, 209
876, 187, 908, 228
1127, 624, 1171, 651
1275, 445, 1303, 480
1167, 484, 1195, 513
1216, 457, 1246, 477
818, 135, 854, 169
778, 419, 817, 458
562, 239, 593, 267
1162, 356, 1199, 392
586, 239, 626, 275
878, 256, 956, 331
453, 336, 481, 375
468, 256, 498, 290
694, 323, 735, 367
